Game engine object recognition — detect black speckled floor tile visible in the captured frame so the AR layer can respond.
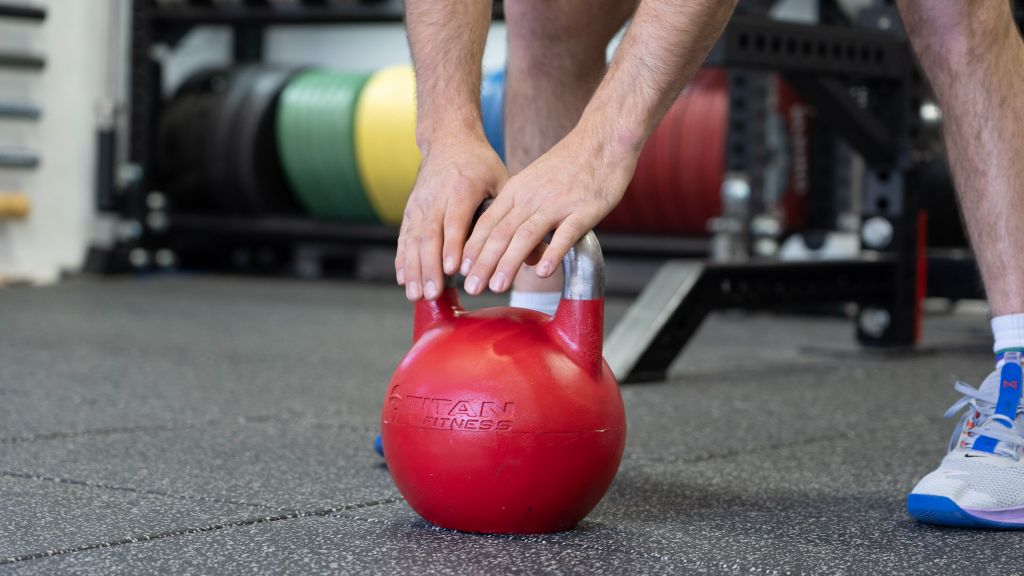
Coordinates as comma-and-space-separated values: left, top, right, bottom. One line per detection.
0, 276, 1008, 575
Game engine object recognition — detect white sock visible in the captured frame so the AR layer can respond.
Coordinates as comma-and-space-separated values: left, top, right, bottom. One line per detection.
509, 291, 561, 317
992, 313, 1024, 355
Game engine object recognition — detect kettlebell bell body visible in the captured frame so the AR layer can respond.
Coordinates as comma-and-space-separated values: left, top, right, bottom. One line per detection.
382, 232, 626, 534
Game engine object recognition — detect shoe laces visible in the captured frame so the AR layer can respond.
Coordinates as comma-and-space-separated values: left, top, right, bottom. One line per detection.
945, 379, 1024, 459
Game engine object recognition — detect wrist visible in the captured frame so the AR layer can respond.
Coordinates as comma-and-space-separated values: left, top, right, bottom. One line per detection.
574, 98, 647, 163
571, 105, 645, 168
416, 106, 485, 154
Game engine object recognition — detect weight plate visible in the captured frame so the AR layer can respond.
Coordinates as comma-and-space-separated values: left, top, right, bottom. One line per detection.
316, 70, 374, 220
158, 96, 206, 210
171, 67, 228, 100
598, 69, 729, 236
355, 66, 420, 226
481, 68, 506, 162
232, 67, 302, 214
677, 72, 710, 234
209, 67, 260, 213
700, 72, 728, 230
276, 70, 374, 220
157, 68, 230, 212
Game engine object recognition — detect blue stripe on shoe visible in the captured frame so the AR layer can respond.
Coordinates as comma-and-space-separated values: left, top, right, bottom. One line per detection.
907, 494, 1024, 529
973, 353, 1023, 453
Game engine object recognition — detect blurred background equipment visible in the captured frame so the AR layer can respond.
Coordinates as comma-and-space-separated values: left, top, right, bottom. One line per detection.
0, 0, 986, 361
0, 192, 30, 219
276, 69, 370, 220
354, 65, 419, 225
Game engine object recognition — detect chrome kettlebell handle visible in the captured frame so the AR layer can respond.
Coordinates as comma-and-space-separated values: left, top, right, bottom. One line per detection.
562, 231, 604, 302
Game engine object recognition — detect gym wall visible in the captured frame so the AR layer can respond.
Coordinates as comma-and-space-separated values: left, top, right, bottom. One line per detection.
0, 0, 119, 284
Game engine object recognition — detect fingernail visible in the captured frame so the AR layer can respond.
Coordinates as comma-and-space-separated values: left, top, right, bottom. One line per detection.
424, 280, 438, 300
466, 275, 481, 294
538, 261, 552, 277
443, 256, 455, 274
460, 258, 472, 276
406, 281, 421, 300
489, 272, 508, 293
396, 268, 405, 285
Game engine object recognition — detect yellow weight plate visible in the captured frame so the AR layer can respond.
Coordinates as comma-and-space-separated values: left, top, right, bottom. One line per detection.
355, 66, 421, 225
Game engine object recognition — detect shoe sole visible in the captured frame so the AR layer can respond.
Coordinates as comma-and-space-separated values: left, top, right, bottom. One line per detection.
907, 494, 1024, 528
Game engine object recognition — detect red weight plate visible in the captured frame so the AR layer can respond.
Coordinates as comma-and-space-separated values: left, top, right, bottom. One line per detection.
651, 83, 689, 233
637, 104, 673, 232
676, 71, 714, 234
700, 70, 728, 228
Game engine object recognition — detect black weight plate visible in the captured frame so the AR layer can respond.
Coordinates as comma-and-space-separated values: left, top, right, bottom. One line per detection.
208, 67, 260, 213
171, 67, 229, 100
231, 68, 303, 214
157, 96, 207, 210
157, 69, 231, 211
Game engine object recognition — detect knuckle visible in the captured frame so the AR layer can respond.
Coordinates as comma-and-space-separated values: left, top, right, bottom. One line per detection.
493, 218, 518, 240
516, 217, 544, 239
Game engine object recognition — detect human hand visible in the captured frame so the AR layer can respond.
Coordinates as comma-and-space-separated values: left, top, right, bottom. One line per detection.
397, 131, 507, 301
458, 128, 639, 295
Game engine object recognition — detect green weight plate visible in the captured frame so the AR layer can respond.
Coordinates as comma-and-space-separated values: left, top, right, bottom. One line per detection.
278, 72, 330, 217
276, 70, 374, 221
303, 71, 372, 220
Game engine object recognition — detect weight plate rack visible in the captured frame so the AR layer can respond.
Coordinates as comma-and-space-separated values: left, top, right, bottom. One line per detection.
100, 0, 968, 380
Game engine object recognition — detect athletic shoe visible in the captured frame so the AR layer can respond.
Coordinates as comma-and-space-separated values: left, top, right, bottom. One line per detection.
907, 352, 1024, 528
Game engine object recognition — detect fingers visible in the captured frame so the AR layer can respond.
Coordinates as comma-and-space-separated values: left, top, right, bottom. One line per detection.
402, 227, 423, 301
441, 197, 477, 276
417, 216, 445, 300
395, 217, 409, 285
537, 214, 588, 278
460, 198, 512, 293
490, 215, 550, 292
524, 240, 548, 266
464, 202, 555, 296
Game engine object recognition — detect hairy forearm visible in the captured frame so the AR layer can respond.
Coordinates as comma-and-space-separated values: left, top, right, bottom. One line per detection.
406, 0, 492, 152
579, 0, 737, 156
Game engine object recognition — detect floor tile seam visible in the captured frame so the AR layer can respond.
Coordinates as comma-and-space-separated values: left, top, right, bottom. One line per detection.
0, 412, 376, 445
0, 470, 298, 514
0, 496, 403, 566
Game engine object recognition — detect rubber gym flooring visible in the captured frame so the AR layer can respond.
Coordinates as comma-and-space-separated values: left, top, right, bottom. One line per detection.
1, 275, 1020, 575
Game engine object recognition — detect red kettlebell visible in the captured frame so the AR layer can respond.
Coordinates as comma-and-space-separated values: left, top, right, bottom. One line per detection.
382, 230, 626, 534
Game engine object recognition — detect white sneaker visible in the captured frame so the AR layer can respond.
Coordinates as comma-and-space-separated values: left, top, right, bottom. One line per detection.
907, 352, 1024, 528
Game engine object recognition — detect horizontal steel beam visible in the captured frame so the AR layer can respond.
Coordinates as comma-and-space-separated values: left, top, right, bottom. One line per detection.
709, 15, 911, 79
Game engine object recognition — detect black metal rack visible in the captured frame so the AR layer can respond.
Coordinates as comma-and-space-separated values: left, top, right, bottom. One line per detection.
606, 0, 936, 382
106, 0, 970, 381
